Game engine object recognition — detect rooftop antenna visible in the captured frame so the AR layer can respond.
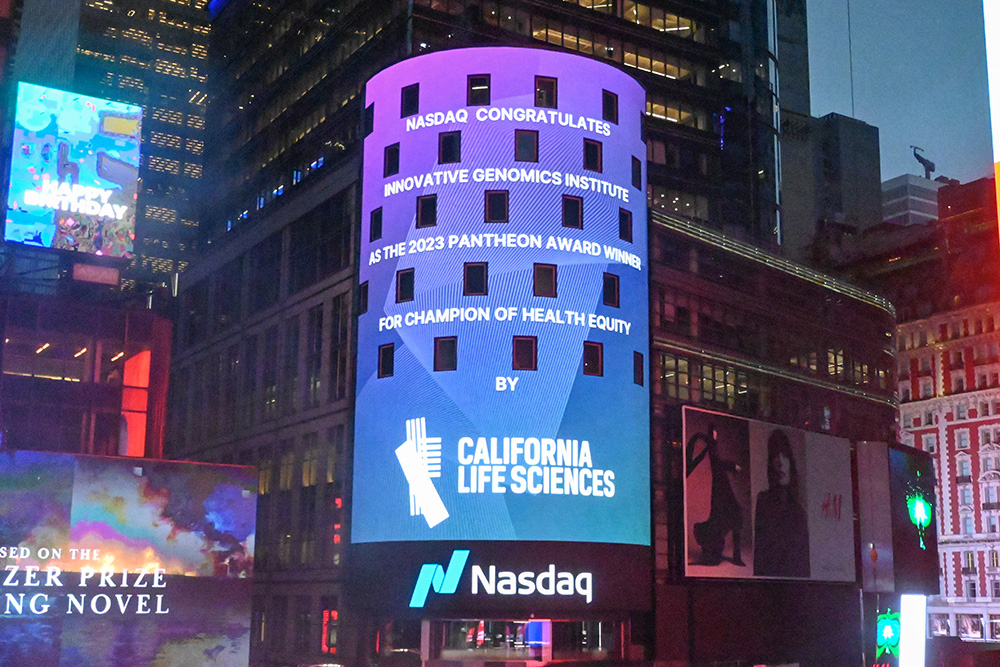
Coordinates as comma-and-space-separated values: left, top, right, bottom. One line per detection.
911, 146, 935, 180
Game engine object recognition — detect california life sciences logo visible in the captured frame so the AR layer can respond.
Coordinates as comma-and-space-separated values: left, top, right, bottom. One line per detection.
409, 550, 594, 608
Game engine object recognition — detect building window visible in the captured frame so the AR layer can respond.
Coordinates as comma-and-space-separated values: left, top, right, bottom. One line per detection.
562, 195, 583, 229
958, 402, 968, 419
401, 83, 419, 117
434, 337, 458, 371
416, 194, 437, 228
962, 486, 973, 505
378, 343, 394, 378
439, 131, 461, 164
370, 208, 383, 242
363, 103, 374, 137
955, 377, 966, 393
358, 281, 368, 314
634, 351, 644, 386
602, 89, 618, 124
515, 130, 539, 162
965, 517, 975, 535
533, 263, 557, 297
993, 552, 1000, 569
960, 458, 972, 476
924, 433, 937, 454
467, 74, 490, 105
485, 190, 509, 222
619, 208, 633, 242
535, 76, 557, 108
513, 336, 538, 371
584, 139, 603, 172
920, 378, 932, 398
463, 262, 488, 296
603, 273, 620, 307
583, 341, 603, 376
396, 268, 414, 303
966, 551, 977, 569
958, 431, 971, 450
384, 143, 400, 177
632, 156, 642, 189
969, 582, 978, 599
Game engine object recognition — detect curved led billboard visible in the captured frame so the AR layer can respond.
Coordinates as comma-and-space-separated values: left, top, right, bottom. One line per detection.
352, 47, 649, 607
4, 82, 141, 257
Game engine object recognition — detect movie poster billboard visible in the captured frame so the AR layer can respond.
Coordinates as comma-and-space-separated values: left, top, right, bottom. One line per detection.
683, 407, 854, 581
4, 82, 142, 257
0, 451, 256, 666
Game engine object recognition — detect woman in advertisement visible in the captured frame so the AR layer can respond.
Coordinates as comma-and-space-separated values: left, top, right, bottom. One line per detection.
686, 425, 745, 567
753, 429, 810, 577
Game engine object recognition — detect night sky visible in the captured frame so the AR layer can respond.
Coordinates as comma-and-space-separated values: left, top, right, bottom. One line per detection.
807, 0, 993, 185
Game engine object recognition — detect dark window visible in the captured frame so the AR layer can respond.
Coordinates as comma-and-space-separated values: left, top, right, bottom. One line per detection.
439, 131, 461, 164
515, 130, 539, 162
633, 351, 644, 386
416, 194, 437, 228
584, 139, 603, 172
384, 143, 400, 177
378, 343, 394, 378
467, 74, 490, 106
485, 190, 509, 223
363, 103, 374, 137
358, 281, 368, 314
534, 263, 557, 297
602, 90, 618, 124
603, 273, 620, 307
583, 341, 603, 376
619, 208, 633, 242
631, 156, 642, 188
396, 268, 414, 303
434, 337, 458, 371
401, 83, 419, 117
370, 207, 383, 241
463, 262, 488, 295
535, 76, 557, 108
562, 195, 583, 229
513, 336, 538, 371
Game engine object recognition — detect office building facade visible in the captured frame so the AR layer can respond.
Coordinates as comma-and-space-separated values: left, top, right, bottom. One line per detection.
8, 0, 210, 287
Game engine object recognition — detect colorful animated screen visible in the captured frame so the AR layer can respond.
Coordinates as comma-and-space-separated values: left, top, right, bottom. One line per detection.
4, 82, 142, 257
682, 407, 856, 581
0, 451, 255, 666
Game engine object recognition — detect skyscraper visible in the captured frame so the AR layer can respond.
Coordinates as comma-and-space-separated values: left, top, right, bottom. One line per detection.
9, 0, 209, 287
203, 0, 783, 248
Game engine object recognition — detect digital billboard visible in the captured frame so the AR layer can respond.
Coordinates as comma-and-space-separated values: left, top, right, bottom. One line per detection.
0, 451, 256, 665
352, 47, 650, 610
683, 407, 855, 581
888, 445, 939, 595
4, 82, 142, 257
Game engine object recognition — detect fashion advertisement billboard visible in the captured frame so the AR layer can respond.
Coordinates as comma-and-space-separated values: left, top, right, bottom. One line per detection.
683, 406, 855, 581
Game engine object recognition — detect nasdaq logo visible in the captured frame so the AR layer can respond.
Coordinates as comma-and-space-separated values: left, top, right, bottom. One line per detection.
409, 550, 470, 608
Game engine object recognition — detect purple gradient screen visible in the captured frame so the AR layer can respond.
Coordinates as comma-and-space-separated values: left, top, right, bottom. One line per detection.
353, 47, 650, 548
